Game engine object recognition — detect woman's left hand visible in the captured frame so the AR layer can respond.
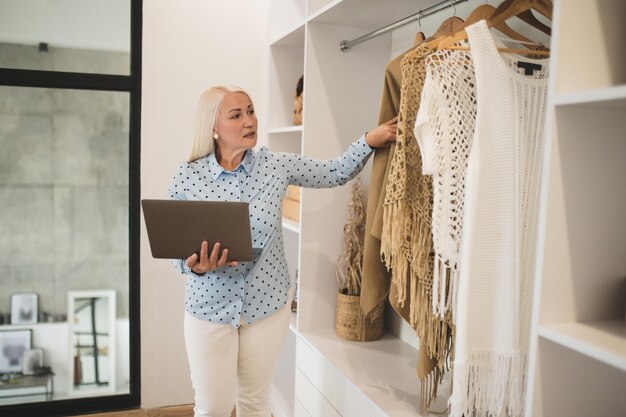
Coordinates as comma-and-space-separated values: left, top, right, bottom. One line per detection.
364, 116, 398, 148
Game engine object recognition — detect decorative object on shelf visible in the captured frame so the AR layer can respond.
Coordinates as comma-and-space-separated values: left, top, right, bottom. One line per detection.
22, 348, 44, 375
293, 75, 304, 126
10, 292, 38, 325
335, 177, 384, 341
0, 328, 33, 373
73, 343, 83, 386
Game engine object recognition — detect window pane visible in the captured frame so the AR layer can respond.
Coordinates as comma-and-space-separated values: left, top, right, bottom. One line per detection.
0, 86, 130, 404
0, 0, 130, 75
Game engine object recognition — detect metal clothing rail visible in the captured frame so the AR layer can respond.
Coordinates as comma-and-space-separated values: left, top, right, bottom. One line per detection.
340, 0, 469, 52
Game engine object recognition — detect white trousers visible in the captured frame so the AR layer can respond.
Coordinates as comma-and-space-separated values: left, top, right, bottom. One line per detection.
184, 301, 291, 417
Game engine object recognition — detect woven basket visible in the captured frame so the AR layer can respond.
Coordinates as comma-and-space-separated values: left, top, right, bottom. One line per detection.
335, 292, 384, 341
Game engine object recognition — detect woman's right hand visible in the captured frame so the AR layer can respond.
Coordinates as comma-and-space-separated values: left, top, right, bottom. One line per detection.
186, 241, 238, 274
364, 116, 398, 148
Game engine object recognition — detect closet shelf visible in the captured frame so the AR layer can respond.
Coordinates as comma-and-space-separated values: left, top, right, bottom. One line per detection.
282, 217, 300, 233
297, 327, 450, 416
554, 85, 626, 110
268, 126, 304, 134
270, 23, 306, 47
538, 320, 626, 372
307, 0, 423, 29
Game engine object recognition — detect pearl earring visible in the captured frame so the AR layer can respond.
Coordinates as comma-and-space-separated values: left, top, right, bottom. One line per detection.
213, 133, 219, 140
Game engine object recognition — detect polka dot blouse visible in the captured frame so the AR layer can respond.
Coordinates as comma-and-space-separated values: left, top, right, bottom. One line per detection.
168, 135, 373, 327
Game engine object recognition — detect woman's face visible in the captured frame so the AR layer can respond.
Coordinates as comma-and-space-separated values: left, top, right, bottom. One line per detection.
214, 91, 257, 154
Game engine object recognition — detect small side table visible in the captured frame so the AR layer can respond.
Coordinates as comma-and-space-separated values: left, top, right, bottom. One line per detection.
0, 371, 54, 399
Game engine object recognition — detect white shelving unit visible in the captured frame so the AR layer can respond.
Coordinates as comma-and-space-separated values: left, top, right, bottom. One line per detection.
272, 1, 626, 417
268, 2, 304, 417
268, 1, 436, 417
526, 1, 626, 416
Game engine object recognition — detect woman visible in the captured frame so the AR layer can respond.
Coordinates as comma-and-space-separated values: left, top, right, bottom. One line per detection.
168, 85, 396, 417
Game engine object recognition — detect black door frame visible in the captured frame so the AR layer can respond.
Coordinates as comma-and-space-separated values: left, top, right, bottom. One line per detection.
0, 1, 142, 415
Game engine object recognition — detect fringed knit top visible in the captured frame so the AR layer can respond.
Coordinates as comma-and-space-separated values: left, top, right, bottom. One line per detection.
448, 20, 549, 417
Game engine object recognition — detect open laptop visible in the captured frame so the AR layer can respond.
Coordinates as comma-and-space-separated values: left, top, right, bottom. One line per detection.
142, 199, 259, 262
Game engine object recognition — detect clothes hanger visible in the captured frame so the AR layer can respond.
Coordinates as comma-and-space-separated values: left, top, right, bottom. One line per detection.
467, 3, 544, 49
427, 3, 539, 51
489, 0, 552, 26
513, 7, 551, 35
414, 12, 426, 45
430, 0, 465, 40
433, 0, 551, 56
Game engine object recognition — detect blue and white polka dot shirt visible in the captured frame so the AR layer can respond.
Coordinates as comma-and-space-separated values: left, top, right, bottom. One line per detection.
168, 135, 373, 327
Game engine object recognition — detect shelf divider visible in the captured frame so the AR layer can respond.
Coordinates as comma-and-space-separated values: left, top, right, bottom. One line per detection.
282, 217, 301, 233
555, 84, 626, 110
538, 320, 626, 372
269, 126, 304, 134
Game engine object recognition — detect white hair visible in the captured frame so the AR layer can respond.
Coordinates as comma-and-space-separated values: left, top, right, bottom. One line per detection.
188, 85, 251, 162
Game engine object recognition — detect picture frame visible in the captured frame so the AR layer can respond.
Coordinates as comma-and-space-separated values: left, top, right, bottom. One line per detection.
22, 348, 44, 375
0, 329, 33, 373
10, 292, 38, 325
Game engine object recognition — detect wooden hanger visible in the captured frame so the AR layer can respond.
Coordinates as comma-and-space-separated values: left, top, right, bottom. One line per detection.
490, 0, 552, 27
415, 31, 426, 45
432, 15, 465, 39
515, 8, 551, 35
433, 0, 552, 56
414, 11, 426, 46
428, 4, 537, 51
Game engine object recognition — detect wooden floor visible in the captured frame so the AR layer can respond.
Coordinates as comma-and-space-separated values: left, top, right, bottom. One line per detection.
77, 405, 237, 417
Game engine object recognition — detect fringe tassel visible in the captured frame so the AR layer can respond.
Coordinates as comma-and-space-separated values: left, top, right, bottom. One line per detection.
419, 365, 443, 415
381, 202, 411, 305
448, 352, 527, 417
382, 201, 451, 363
432, 256, 460, 323
382, 198, 455, 415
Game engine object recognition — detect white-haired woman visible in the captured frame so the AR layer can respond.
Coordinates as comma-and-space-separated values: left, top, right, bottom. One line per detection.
168, 85, 396, 417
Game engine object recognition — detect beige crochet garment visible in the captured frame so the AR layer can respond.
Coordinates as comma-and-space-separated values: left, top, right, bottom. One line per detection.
381, 43, 453, 413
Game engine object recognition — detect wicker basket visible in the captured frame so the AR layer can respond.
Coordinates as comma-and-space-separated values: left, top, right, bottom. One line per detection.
335, 292, 384, 341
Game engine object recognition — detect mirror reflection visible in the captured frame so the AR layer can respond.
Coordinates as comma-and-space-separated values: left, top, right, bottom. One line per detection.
68, 291, 115, 395
0, 85, 131, 406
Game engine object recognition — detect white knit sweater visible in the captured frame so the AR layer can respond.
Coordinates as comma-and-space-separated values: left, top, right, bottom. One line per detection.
414, 43, 476, 321
449, 20, 549, 417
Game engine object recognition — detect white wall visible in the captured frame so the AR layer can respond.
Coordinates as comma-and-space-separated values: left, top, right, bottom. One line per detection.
141, 0, 269, 408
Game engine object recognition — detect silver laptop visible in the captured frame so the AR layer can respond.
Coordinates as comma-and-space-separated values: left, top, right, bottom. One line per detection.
142, 199, 259, 262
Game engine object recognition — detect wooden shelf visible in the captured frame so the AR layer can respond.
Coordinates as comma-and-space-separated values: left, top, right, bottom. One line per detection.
282, 217, 300, 233
554, 85, 626, 110
538, 320, 626, 372
268, 125, 303, 134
